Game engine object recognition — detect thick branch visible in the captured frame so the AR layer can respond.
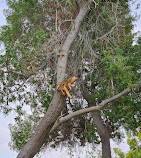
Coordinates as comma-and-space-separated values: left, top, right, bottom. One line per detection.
57, 0, 93, 83
50, 88, 130, 133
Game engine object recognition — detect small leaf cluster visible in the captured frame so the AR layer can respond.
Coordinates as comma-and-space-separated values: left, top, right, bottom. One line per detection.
9, 117, 33, 151
103, 48, 136, 88
85, 123, 100, 144
114, 130, 141, 158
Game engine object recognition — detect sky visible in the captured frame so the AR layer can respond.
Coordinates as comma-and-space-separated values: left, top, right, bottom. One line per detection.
129, 0, 141, 42
0, 0, 141, 158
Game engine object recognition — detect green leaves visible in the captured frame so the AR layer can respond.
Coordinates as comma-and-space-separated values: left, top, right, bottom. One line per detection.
33, 30, 48, 45
103, 48, 136, 87
9, 118, 33, 151
41, 93, 51, 110
114, 148, 124, 158
0, 0, 140, 153
85, 123, 100, 144
114, 131, 141, 158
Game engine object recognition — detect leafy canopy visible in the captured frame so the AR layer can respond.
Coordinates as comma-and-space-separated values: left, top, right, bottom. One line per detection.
0, 0, 140, 152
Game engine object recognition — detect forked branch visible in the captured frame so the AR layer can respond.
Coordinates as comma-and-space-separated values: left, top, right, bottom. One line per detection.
50, 87, 131, 133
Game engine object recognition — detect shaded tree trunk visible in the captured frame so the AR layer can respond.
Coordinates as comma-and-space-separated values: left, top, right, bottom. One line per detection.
91, 112, 111, 158
81, 87, 111, 158
17, 92, 65, 158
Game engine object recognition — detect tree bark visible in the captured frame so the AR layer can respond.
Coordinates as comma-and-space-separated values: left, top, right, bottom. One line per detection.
81, 87, 112, 158
91, 112, 111, 158
16, 1, 93, 158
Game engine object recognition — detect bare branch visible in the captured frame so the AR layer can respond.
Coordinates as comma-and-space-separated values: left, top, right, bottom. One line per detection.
50, 87, 130, 133
93, 25, 117, 42
0, 69, 27, 78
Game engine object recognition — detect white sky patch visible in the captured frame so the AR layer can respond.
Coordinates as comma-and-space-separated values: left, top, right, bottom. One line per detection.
129, 0, 141, 43
0, 0, 8, 55
0, 114, 18, 158
130, 0, 141, 32
0, 0, 8, 26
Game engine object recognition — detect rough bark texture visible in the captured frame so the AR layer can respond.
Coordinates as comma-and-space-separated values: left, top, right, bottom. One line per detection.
16, 1, 93, 158
57, 0, 93, 83
91, 112, 111, 158
17, 92, 65, 158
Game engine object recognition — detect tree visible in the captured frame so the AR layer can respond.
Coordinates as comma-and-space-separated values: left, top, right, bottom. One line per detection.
0, 0, 140, 158
114, 130, 141, 158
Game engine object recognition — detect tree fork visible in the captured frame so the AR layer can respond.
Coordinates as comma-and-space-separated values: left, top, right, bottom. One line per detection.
50, 87, 132, 133
16, 1, 93, 158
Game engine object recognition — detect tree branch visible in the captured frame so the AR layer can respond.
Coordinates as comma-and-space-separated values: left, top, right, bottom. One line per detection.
50, 87, 131, 133
93, 25, 117, 42
57, 0, 93, 83
0, 69, 26, 77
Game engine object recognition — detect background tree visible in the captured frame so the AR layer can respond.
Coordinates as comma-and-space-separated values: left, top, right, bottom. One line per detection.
0, 0, 140, 158
114, 130, 141, 158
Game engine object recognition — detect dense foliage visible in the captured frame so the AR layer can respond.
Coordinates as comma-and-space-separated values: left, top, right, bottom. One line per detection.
0, 0, 140, 154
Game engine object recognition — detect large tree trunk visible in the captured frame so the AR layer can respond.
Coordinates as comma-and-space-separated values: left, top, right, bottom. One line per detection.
17, 92, 65, 158
17, 1, 93, 158
81, 87, 111, 158
91, 112, 111, 158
